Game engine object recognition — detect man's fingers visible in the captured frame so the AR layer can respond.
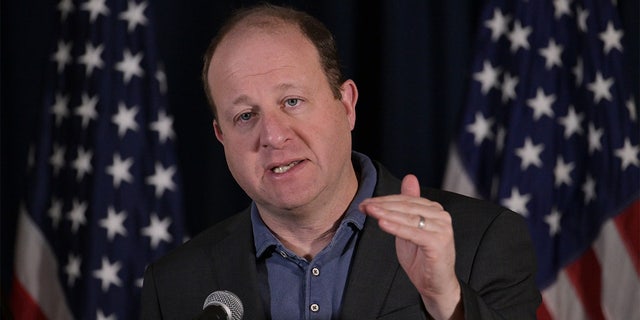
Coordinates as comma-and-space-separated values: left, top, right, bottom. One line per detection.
401, 174, 421, 197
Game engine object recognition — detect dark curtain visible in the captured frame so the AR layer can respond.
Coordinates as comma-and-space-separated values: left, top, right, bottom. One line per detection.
2, 0, 637, 299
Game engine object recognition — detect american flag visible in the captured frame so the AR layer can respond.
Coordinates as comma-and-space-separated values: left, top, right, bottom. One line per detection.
443, 0, 639, 319
10, 0, 186, 319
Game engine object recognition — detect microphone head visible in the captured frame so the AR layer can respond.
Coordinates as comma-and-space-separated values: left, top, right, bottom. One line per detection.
203, 290, 244, 320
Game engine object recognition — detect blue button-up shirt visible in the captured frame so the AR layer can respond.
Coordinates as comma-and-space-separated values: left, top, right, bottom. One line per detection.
251, 152, 377, 319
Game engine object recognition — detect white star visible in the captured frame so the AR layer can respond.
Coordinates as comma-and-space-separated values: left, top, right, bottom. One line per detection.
97, 310, 117, 320
516, 137, 545, 170
146, 162, 177, 198
106, 153, 134, 188
51, 40, 72, 74
48, 197, 64, 229
156, 67, 168, 94
119, 0, 148, 32
150, 110, 176, 143
466, 112, 494, 145
141, 214, 173, 249
527, 88, 556, 120
58, 0, 75, 20
136, 277, 144, 288
553, 0, 572, 19
508, 20, 532, 52
554, 156, 575, 187
557, 105, 584, 138
626, 97, 637, 122
99, 206, 128, 241
572, 57, 584, 86
75, 93, 99, 129
576, 6, 589, 32
587, 72, 614, 104
64, 253, 82, 287
112, 102, 139, 138
92, 256, 122, 292
615, 138, 639, 170
50, 143, 66, 176
502, 187, 532, 216
51, 93, 70, 126
72, 147, 93, 181
81, 0, 110, 22
501, 72, 519, 103
544, 208, 562, 236
582, 175, 597, 203
599, 21, 624, 54
78, 42, 105, 76
115, 49, 144, 83
588, 123, 604, 154
473, 60, 501, 94
485, 8, 511, 41
496, 126, 507, 153
67, 199, 87, 233
539, 38, 564, 69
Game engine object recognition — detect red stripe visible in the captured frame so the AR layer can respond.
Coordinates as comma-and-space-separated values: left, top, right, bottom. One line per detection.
536, 301, 553, 320
10, 277, 47, 320
565, 248, 605, 320
613, 199, 640, 276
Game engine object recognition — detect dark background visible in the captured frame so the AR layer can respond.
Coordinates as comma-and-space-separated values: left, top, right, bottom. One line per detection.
2, 0, 637, 302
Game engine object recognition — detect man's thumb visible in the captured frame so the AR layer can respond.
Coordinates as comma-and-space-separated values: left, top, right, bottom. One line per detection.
401, 174, 421, 197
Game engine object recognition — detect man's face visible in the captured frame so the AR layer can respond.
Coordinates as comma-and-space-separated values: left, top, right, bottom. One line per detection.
208, 23, 358, 214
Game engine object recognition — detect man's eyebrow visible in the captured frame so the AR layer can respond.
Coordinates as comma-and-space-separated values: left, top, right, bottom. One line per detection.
232, 95, 251, 106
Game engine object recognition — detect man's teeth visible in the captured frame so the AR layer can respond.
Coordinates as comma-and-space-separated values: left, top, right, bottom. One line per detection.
272, 161, 299, 173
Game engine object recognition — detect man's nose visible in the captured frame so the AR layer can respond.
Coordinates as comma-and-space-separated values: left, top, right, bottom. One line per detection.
259, 112, 291, 149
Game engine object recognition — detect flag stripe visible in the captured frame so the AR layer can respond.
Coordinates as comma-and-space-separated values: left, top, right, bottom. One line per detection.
542, 271, 588, 320
536, 301, 553, 320
9, 279, 47, 320
613, 200, 640, 275
564, 249, 605, 320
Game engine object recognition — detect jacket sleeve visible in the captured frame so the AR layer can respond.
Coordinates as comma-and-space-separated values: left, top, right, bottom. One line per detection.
140, 264, 163, 320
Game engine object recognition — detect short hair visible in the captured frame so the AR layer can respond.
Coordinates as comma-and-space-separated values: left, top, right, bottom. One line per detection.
201, 4, 344, 118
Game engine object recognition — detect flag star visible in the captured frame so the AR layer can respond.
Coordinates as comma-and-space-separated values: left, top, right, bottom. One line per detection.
466, 112, 494, 145
97, 310, 117, 320
156, 68, 168, 94
92, 256, 123, 292
587, 72, 614, 104
119, 0, 148, 32
72, 147, 93, 181
553, 0, 572, 19
51, 93, 70, 126
588, 123, 604, 154
502, 187, 532, 216
576, 6, 589, 32
599, 21, 623, 54
58, 0, 75, 20
115, 49, 144, 83
539, 38, 564, 69
473, 60, 501, 94
112, 102, 139, 138
150, 110, 176, 143
67, 199, 88, 233
558, 105, 584, 138
136, 277, 144, 288
99, 206, 128, 241
141, 214, 173, 249
626, 97, 637, 121
78, 42, 104, 76
496, 126, 507, 153
146, 162, 177, 198
81, 0, 110, 22
582, 175, 597, 203
64, 253, 82, 287
516, 137, 545, 170
572, 57, 584, 87
51, 40, 72, 74
527, 88, 556, 120
106, 153, 134, 187
75, 93, 99, 129
48, 197, 64, 229
544, 208, 562, 236
501, 72, 519, 103
615, 138, 639, 170
485, 8, 511, 41
508, 20, 532, 52
50, 143, 66, 176
554, 156, 575, 187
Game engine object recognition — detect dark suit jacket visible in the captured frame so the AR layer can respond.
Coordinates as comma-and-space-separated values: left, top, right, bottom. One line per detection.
141, 162, 541, 319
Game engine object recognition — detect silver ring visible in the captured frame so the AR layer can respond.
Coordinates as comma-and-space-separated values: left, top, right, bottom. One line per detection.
417, 216, 426, 229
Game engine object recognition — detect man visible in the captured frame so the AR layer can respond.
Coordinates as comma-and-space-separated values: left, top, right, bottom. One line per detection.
141, 4, 540, 319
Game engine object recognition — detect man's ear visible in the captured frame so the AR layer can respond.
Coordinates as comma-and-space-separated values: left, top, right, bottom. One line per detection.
339, 79, 358, 130
213, 119, 224, 144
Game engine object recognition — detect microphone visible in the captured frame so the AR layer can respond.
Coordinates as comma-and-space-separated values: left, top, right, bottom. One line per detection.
197, 290, 244, 320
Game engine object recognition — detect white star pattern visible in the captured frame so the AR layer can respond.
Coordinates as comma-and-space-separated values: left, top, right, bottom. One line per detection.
516, 137, 545, 170
501, 72, 519, 103
508, 20, 532, 52
51, 93, 70, 126
115, 49, 144, 83
599, 21, 623, 54
473, 60, 501, 94
99, 207, 128, 241
79, 42, 105, 76
141, 214, 173, 249
544, 209, 562, 236
502, 187, 532, 216
614, 138, 639, 170
557, 105, 584, 138
466, 112, 494, 145
48, 197, 64, 229
58, 0, 75, 20
92, 256, 122, 292
582, 175, 597, 203
150, 111, 176, 143
72, 147, 93, 181
50, 144, 66, 176
576, 6, 589, 33
112, 102, 139, 138
485, 8, 511, 41
119, 0, 148, 32
156, 68, 168, 94
587, 72, 614, 104
146, 162, 177, 198
587, 123, 604, 154
572, 57, 584, 86
105, 153, 134, 188
626, 97, 637, 122
539, 38, 564, 69
51, 41, 72, 73
553, 0, 572, 19
554, 156, 575, 187
75, 93, 99, 129
527, 88, 556, 121
81, 0, 110, 22
67, 199, 88, 233
97, 310, 117, 320
64, 253, 82, 286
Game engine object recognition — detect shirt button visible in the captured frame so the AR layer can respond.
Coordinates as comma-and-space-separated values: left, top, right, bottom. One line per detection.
310, 303, 319, 312
311, 267, 320, 276
279, 251, 287, 258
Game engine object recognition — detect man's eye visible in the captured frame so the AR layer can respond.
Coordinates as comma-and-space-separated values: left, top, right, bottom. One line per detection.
285, 98, 300, 107
238, 112, 253, 121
